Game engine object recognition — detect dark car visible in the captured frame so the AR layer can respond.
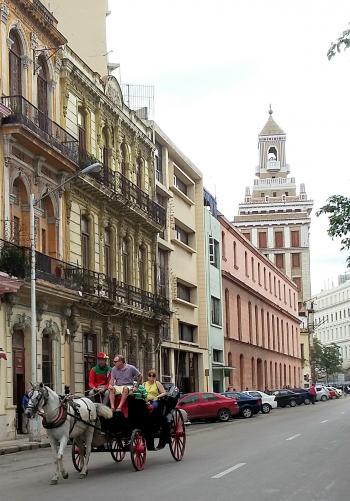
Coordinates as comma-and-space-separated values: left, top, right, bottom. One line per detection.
272, 389, 306, 408
222, 391, 261, 418
177, 392, 240, 422
290, 388, 311, 405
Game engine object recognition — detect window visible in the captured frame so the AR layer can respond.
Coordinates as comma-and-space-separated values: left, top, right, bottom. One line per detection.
278, 280, 281, 299
104, 228, 112, 277
138, 246, 146, 289
136, 155, 142, 189
42, 333, 53, 388
283, 284, 286, 303
78, 108, 87, 154
179, 322, 195, 343
237, 295, 242, 340
248, 302, 253, 343
37, 56, 48, 132
258, 262, 261, 284
155, 142, 163, 183
102, 127, 110, 167
157, 249, 168, 297
213, 350, 222, 363
225, 289, 230, 336
291, 229, 300, 247
258, 231, 267, 248
263, 267, 267, 289
261, 309, 265, 347
209, 237, 219, 267
177, 282, 191, 302
242, 232, 251, 241
180, 394, 199, 405
211, 297, 222, 325
9, 30, 22, 96
251, 257, 255, 281
122, 238, 129, 283
274, 231, 284, 248
83, 332, 97, 391
274, 276, 277, 296
255, 305, 259, 345
233, 241, 238, 268
173, 174, 187, 195
81, 216, 90, 269
175, 225, 189, 245
292, 253, 300, 268
294, 277, 302, 292
269, 271, 272, 293
202, 393, 219, 401
245, 252, 248, 277
267, 312, 271, 349
300, 343, 304, 361
275, 253, 284, 269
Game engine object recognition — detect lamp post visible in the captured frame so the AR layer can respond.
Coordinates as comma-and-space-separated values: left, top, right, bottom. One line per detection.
29, 163, 101, 441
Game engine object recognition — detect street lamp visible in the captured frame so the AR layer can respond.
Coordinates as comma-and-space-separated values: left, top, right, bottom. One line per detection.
29, 162, 101, 440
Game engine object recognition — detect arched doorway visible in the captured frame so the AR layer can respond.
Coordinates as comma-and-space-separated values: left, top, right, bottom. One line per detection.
42, 332, 53, 388
12, 329, 25, 433
257, 358, 263, 390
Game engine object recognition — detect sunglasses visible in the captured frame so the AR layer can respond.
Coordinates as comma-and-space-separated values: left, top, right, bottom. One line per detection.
148, 373, 156, 377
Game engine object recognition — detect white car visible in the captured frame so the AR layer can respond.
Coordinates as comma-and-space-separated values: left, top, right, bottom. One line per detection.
243, 390, 277, 414
315, 385, 329, 401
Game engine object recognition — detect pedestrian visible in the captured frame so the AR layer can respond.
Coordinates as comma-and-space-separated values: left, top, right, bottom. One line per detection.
21, 392, 29, 434
309, 383, 316, 404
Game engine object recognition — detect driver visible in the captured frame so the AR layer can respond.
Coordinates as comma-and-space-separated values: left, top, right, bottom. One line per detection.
88, 352, 111, 404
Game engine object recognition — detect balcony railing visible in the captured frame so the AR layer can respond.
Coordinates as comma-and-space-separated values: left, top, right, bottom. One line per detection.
0, 239, 169, 316
1, 96, 79, 164
80, 152, 166, 228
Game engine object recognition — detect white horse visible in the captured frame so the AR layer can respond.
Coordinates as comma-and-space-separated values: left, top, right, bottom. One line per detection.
25, 383, 112, 484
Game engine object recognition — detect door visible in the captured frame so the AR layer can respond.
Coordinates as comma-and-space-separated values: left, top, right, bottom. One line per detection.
200, 393, 220, 418
178, 394, 199, 419
12, 330, 25, 433
83, 333, 97, 392
42, 333, 53, 388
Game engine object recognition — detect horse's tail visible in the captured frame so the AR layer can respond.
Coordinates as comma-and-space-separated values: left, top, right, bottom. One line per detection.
95, 403, 113, 420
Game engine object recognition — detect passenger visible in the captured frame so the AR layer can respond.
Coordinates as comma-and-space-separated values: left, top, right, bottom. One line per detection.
144, 369, 167, 409
88, 352, 111, 404
109, 355, 142, 411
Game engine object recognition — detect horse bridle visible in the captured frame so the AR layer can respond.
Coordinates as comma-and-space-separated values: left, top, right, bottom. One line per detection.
27, 386, 48, 415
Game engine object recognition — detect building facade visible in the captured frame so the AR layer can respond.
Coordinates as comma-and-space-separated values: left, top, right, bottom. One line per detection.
153, 123, 208, 393
314, 278, 350, 369
220, 214, 302, 391
0, 0, 168, 439
204, 190, 225, 393
233, 109, 313, 315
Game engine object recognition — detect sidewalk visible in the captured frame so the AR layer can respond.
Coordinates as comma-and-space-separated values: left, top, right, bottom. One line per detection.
0, 435, 50, 455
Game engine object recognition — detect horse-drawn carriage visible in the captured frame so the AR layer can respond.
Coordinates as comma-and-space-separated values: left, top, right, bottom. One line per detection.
72, 391, 186, 472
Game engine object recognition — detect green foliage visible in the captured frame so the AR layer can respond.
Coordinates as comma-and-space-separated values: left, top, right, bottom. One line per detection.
0, 243, 28, 278
328, 24, 350, 59
317, 195, 350, 266
313, 337, 343, 382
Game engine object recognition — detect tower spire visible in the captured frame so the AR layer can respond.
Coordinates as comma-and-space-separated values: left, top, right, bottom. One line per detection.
269, 104, 273, 115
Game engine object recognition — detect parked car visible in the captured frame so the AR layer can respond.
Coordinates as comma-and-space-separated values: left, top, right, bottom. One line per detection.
176, 392, 239, 422
222, 391, 261, 418
242, 390, 277, 414
290, 388, 311, 405
326, 386, 341, 398
315, 385, 329, 401
272, 389, 306, 408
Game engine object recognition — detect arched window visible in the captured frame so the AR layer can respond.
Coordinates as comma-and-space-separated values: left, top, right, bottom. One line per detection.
41, 196, 57, 257
104, 227, 111, 277
121, 142, 128, 177
102, 127, 110, 167
78, 107, 87, 154
255, 305, 259, 345
225, 288, 230, 336
281, 320, 285, 353
81, 216, 90, 269
261, 308, 265, 347
268, 146, 277, 161
277, 318, 280, 352
138, 246, 146, 290
237, 295, 242, 340
244, 251, 248, 276
272, 314, 276, 351
9, 30, 22, 96
135, 155, 143, 189
11, 177, 28, 245
122, 238, 129, 283
42, 332, 53, 388
267, 311, 270, 349
37, 55, 48, 131
248, 302, 252, 343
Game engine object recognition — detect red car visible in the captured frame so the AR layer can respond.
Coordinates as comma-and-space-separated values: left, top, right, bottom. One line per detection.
176, 392, 239, 422
327, 388, 337, 399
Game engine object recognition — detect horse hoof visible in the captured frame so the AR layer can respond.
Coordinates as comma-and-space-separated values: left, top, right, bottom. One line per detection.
50, 479, 58, 485
62, 472, 69, 479
79, 473, 86, 479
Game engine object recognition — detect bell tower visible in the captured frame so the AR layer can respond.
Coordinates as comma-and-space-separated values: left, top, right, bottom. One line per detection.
257, 106, 288, 179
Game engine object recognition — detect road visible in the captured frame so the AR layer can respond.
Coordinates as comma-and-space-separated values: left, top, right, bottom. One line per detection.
1, 397, 350, 501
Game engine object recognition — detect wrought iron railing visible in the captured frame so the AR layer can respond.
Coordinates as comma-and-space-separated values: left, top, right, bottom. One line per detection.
80, 151, 166, 227
1, 96, 79, 164
0, 239, 169, 316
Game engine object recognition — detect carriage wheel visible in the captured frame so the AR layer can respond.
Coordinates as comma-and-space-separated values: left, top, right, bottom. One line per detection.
110, 438, 126, 463
130, 429, 147, 471
71, 441, 85, 472
169, 409, 186, 461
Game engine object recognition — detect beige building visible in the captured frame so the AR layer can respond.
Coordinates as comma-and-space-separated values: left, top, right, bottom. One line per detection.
152, 123, 208, 393
42, 0, 109, 77
234, 108, 313, 316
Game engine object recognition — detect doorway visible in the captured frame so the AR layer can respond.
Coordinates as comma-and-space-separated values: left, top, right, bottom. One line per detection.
12, 329, 25, 433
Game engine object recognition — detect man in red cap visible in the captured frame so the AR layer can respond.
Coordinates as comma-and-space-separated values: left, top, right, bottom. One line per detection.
88, 352, 111, 404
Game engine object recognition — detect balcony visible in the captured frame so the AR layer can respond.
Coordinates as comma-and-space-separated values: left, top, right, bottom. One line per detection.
1, 96, 79, 166
0, 239, 169, 317
80, 153, 166, 229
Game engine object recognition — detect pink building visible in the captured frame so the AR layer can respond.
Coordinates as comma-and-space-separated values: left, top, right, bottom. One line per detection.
219, 215, 302, 391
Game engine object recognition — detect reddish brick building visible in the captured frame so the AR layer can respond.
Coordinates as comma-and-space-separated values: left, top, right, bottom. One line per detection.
219, 215, 301, 391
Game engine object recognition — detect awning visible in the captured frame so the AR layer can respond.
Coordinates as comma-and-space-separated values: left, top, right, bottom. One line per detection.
0, 272, 23, 295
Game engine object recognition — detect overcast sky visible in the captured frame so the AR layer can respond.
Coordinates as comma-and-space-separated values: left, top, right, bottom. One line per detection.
107, 0, 350, 295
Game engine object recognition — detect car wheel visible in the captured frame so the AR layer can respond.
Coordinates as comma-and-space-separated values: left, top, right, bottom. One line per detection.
304, 398, 310, 405
262, 403, 271, 414
321, 395, 327, 401
217, 408, 231, 422
289, 399, 297, 407
242, 407, 253, 418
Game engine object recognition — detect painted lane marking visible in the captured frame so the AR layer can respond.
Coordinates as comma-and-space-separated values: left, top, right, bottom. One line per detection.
320, 419, 329, 423
212, 462, 247, 479
286, 433, 301, 441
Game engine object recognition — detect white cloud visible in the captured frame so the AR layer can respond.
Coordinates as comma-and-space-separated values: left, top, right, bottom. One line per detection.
107, 0, 350, 293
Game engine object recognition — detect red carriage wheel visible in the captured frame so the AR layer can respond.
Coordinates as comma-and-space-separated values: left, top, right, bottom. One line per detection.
169, 409, 186, 461
110, 438, 126, 462
130, 429, 147, 471
71, 440, 85, 472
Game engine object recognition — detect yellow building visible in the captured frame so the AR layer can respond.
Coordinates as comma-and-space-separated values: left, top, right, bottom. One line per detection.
0, 0, 168, 439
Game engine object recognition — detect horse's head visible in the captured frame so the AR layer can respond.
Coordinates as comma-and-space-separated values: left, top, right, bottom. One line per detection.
25, 383, 49, 418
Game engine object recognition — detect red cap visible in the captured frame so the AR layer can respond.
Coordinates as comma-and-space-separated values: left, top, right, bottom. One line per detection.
97, 352, 109, 360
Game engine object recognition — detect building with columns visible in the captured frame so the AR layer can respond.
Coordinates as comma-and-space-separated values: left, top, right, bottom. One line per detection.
234, 109, 313, 315
220, 214, 302, 391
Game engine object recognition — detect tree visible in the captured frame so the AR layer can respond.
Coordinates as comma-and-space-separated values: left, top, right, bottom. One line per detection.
328, 24, 350, 59
317, 196, 350, 266
313, 337, 343, 382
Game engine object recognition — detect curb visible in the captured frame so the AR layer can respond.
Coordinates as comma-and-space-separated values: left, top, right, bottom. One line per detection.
0, 441, 50, 455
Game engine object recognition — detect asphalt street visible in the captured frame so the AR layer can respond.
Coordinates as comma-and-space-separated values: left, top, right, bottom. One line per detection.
1, 398, 350, 501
